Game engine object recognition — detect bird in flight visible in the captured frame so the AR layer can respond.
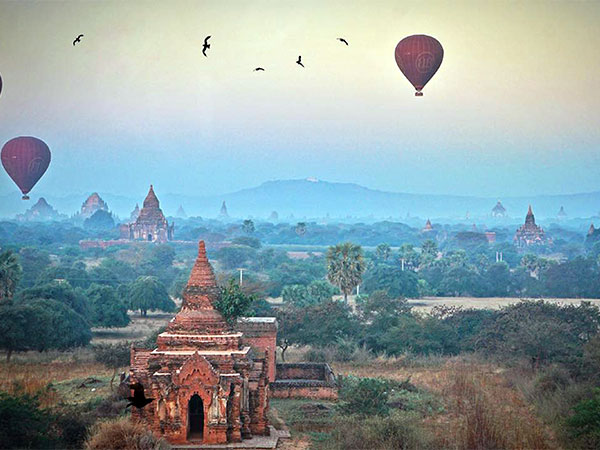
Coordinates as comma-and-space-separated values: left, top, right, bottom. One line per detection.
126, 383, 154, 409
337, 38, 349, 46
296, 56, 304, 67
254, 67, 265, 71
73, 34, 84, 46
202, 35, 211, 57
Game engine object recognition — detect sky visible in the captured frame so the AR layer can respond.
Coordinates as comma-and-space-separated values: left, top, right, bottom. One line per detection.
0, 0, 599, 200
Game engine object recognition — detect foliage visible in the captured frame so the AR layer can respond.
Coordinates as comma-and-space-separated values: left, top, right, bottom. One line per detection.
242, 219, 255, 234
0, 249, 22, 301
0, 391, 56, 449
18, 281, 90, 317
84, 416, 170, 450
282, 280, 337, 306
83, 210, 115, 230
127, 276, 175, 316
566, 388, 600, 448
214, 245, 257, 270
0, 300, 91, 360
215, 279, 256, 324
361, 265, 420, 298
231, 236, 261, 248
86, 284, 130, 328
326, 242, 365, 301
337, 375, 392, 417
375, 243, 391, 261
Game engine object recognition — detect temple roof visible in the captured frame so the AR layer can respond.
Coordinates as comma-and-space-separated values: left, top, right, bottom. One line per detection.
558, 206, 567, 217
187, 241, 218, 288
492, 201, 506, 213
525, 205, 536, 225
143, 185, 160, 209
589, 223, 596, 236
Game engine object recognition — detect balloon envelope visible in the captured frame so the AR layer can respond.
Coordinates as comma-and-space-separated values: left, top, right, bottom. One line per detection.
395, 35, 443, 96
1, 137, 51, 200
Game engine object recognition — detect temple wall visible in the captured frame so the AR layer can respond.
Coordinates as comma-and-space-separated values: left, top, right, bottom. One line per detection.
237, 318, 277, 383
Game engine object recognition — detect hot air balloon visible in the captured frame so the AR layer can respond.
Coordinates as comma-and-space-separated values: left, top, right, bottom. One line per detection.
394, 35, 443, 96
0, 73, 3, 97
1, 137, 51, 200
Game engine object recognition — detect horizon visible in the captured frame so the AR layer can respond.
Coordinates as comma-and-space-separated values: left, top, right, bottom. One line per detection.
1, 0, 599, 199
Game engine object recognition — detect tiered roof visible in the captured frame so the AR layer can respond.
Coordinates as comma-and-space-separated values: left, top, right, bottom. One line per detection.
135, 185, 168, 226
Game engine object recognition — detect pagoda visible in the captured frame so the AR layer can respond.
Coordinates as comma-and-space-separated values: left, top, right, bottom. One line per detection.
176, 205, 187, 218
557, 206, 567, 220
16, 197, 65, 222
120, 185, 174, 242
514, 205, 549, 247
491, 201, 507, 218
129, 203, 140, 223
421, 219, 434, 233
79, 193, 109, 218
129, 241, 274, 445
219, 201, 229, 219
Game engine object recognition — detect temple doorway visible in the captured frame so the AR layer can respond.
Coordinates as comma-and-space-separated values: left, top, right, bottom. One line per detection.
188, 394, 204, 440
147, 233, 152, 241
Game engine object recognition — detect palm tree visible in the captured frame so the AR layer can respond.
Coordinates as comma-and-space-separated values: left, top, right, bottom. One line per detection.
0, 250, 22, 302
326, 242, 365, 303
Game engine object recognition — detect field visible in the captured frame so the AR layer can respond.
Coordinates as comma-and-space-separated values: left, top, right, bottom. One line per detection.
408, 296, 600, 313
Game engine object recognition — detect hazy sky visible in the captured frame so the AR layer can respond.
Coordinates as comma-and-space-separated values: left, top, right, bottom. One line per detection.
0, 0, 598, 199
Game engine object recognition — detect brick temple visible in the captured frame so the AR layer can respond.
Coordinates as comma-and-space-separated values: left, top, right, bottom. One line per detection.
120, 185, 174, 242
129, 240, 275, 445
514, 205, 550, 247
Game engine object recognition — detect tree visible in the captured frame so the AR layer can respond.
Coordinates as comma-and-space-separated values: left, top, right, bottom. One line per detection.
17, 281, 90, 318
375, 243, 391, 261
215, 246, 257, 270
86, 284, 130, 328
307, 280, 338, 303
84, 210, 115, 230
93, 342, 131, 389
215, 279, 256, 324
397, 244, 420, 270
326, 242, 365, 302
0, 392, 56, 448
295, 222, 307, 236
148, 244, 175, 268
0, 300, 91, 361
0, 250, 22, 302
281, 284, 312, 306
37, 265, 91, 289
361, 266, 420, 298
242, 219, 255, 234
127, 276, 175, 316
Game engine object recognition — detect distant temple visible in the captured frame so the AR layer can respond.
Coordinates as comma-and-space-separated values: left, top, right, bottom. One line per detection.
120, 185, 174, 242
587, 223, 600, 245
514, 205, 550, 247
268, 211, 278, 221
421, 219, 434, 233
219, 201, 229, 219
176, 205, 187, 218
129, 241, 276, 445
557, 206, 567, 219
79, 193, 109, 218
491, 201, 507, 217
16, 197, 65, 222
129, 204, 140, 223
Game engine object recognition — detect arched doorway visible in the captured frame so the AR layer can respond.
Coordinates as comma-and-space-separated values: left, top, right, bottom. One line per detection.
188, 394, 204, 440
147, 233, 153, 241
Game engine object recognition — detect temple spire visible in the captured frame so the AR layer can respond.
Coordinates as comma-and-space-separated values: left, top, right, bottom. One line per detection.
143, 185, 160, 208
186, 240, 217, 288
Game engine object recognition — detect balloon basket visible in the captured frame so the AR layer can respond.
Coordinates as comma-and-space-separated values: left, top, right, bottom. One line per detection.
22, 195, 30, 200
415, 92, 423, 97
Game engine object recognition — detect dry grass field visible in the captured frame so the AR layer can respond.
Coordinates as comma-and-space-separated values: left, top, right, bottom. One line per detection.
409, 296, 600, 313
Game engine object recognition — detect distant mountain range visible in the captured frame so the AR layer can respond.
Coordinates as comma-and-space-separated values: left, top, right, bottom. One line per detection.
1, 178, 599, 221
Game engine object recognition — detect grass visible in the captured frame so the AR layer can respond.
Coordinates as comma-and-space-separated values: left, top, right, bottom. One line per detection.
92, 310, 175, 345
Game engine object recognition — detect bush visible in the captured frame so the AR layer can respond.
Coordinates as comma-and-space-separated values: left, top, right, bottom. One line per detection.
337, 376, 391, 417
566, 388, 600, 449
0, 391, 56, 449
315, 413, 432, 450
84, 417, 170, 450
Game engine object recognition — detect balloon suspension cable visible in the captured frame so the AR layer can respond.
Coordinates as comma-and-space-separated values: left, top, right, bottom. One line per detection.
415, 91, 423, 97
22, 195, 30, 200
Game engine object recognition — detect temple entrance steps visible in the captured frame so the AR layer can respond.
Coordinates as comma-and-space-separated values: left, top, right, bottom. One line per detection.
171, 426, 290, 449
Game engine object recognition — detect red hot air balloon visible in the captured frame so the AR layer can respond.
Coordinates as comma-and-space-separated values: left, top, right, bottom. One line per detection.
1, 137, 51, 200
395, 35, 443, 96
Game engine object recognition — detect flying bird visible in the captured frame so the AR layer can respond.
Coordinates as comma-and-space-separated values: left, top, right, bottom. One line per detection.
337, 38, 349, 46
296, 56, 304, 67
73, 34, 84, 46
126, 383, 154, 409
202, 35, 211, 57
254, 67, 265, 71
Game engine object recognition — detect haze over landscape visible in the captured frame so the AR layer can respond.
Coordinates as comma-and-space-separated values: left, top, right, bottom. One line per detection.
1, 0, 599, 201
2, 2, 600, 450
